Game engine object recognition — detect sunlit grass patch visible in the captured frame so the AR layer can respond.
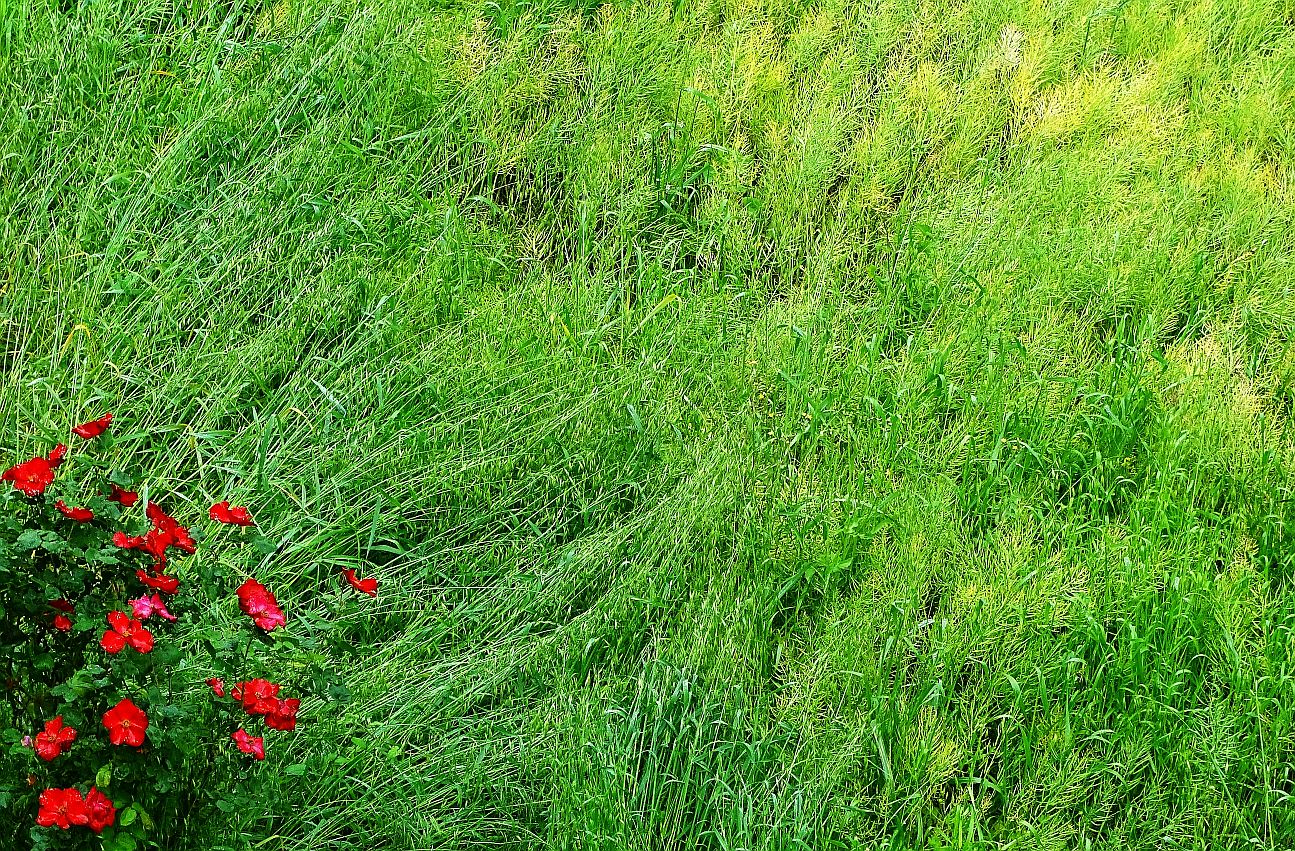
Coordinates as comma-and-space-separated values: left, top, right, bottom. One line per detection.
3, 0, 1294, 846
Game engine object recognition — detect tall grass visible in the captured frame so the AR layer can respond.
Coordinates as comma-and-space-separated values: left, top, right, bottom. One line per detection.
2, 0, 1294, 847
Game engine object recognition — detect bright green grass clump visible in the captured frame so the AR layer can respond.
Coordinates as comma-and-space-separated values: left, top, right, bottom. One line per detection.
3, 0, 1295, 847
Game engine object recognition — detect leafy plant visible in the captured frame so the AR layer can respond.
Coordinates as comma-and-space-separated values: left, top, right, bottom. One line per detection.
0, 414, 378, 849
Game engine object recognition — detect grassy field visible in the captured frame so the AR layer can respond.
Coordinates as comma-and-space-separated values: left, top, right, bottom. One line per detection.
3, 0, 1295, 847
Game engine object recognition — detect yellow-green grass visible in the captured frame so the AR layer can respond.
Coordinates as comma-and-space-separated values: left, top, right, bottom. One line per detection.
2, 0, 1294, 847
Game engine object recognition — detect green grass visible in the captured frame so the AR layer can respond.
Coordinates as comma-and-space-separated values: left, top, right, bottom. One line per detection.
3, 0, 1295, 847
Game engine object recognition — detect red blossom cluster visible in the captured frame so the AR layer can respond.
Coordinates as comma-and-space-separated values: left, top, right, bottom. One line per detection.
36, 787, 115, 834
228, 677, 300, 731
112, 499, 196, 596
6, 412, 380, 834
203, 674, 300, 761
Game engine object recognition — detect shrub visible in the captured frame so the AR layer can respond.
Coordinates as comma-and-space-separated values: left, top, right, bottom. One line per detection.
0, 414, 378, 850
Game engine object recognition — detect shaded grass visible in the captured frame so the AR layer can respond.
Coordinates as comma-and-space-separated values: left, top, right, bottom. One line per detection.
2, 0, 1295, 847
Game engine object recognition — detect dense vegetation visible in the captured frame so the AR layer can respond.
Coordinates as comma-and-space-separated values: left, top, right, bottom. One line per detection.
2, 0, 1294, 847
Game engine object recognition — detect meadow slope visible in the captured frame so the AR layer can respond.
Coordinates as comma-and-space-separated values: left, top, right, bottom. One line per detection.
3, 0, 1295, 848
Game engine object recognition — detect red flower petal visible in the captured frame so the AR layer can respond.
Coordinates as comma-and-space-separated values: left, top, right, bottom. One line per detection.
146, 500, 179, 530
100, 610, 151, 654
342, 568, 378, 597
207, 677, 225, 697
141, 528, 172, 560
33, 717, 77, 761
171, 526, 196, 554
108, 484, 139, 507
136, 570, 179, 595
72, 413, 113, 440
113, 531, 145, 549
233, 678, 280, 714
50, 718, 77, 747
100, 630, 126, 654
134, 503, 197, 557
33, 737, 61, 761
46, 444, 68, 468
54, 500, 93, 521
209, 500, 255, 526
127, 626, 154, 653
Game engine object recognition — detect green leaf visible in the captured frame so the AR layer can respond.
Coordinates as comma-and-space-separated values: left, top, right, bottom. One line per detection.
16, 529, 40, 550
108, 832, 138, 851
284, 763, 307, 776
96, 764, 112, 788
37, 531, 69, 554
251, 534, 278, 556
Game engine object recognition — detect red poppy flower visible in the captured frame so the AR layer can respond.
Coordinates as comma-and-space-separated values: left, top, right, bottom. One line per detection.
136, 570, 179, 595
46, 444, 68, 468
342, 568, 378, 597
232, 729, 266, 760
52, 614, 72, 631
129, 593, 176, 622
54, 500, 94, 522
236, 578, 285, 631
33, 716, 77, 762
100, 611, 154, 654
36, 787, 88, 829
72, 413, 113, 440
265, 697, 301, 731
107, 484, 139, 507
102, 698, 148, 747
207, 677, 225, 697
84, 787, 116, 834
231, 678, 280, 715
2, 456, 54, 497
209, 500, 255, 526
